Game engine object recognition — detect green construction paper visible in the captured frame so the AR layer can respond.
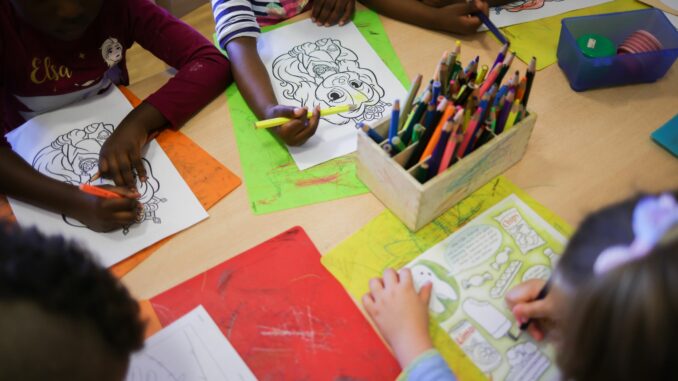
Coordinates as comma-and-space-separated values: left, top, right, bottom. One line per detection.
501, 0, 647, 70
217, 10, 409, 214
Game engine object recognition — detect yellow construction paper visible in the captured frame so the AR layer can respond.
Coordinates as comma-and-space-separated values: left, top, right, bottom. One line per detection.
503, 0, 648, 70
321, 176, 573, 380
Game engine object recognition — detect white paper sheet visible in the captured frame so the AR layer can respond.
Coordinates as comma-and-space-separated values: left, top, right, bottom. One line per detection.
5, 86, 208, 268
126, 305, 257, 381
664, 11, 678, 27
485, 0, 612, 28
257, 19, 406, 170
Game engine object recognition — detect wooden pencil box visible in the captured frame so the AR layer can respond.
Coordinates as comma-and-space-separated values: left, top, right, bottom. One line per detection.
356, 112, 537, 231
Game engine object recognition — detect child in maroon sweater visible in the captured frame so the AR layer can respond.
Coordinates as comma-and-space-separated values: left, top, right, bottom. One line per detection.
0, 0, 231, 232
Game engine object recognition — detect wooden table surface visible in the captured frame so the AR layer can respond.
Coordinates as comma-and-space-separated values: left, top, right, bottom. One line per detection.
122, 4, 678, 300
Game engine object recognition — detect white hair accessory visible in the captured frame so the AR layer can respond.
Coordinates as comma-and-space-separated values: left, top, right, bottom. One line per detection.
594, 194, 678, 275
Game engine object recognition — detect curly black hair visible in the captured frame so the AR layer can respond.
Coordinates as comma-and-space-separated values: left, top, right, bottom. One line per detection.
0, 224, 145, 357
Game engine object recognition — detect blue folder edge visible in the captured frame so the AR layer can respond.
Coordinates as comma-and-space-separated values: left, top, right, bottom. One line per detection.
651, 113, 678, 159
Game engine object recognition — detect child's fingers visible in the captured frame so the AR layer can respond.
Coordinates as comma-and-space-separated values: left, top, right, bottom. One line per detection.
419, 282, 433, 304
99, 185, 140, 199
361, 293, 376, 313
311, 0, 323, 22
112, 210, 138, 225
98, 157, 109, 177
505, 279, 547, 309
527, 323, 545, 342
104, 197, 139, 212
131, 151, 147, 183
398, 268, 413, 287
316, 0, 337, 25
117, 153, 137, 188
327, 0, 346, 26
369, 277, 385, 295
512, 299, 551, 322
294, 106, 320, 142
339, 0, 354, 25
383, 268, 399, 288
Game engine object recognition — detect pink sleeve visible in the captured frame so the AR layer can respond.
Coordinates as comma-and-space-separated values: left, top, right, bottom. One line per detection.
126, 0, 232, 127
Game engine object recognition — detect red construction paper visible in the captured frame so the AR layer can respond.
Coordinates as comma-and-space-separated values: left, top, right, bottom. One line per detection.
150, 226, 401, 380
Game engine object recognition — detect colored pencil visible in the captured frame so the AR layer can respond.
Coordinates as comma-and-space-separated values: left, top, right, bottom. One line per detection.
522, 57, 536, 108
457, 107, 482, 159
255, 104, 356, 128
79, 183, 123, 199
475, 9, 508, 45
402, 91, 431, 145
420, 103, 455, 164
358, 122, 385, 143
388, 100, 400, 143
399, 74, 423, 132
491, 43, 509, 71
438, 109, 464, 173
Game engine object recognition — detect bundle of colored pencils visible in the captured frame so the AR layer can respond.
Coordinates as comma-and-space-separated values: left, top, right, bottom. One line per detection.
360, 42, 537, 184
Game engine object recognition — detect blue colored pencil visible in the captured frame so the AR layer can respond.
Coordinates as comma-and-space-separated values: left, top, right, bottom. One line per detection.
388, 100, 400, 144
476, 10, 508, 45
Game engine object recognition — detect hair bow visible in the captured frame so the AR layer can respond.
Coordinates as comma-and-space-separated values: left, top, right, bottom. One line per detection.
594, 194, 678, 275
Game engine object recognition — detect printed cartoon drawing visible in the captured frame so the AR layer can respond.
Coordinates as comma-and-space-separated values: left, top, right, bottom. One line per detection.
462, 298, 512, 339
411, 263, 459, 314
451, 321, 502, 373
32, 122, 113, 185
543, 248, 560, 263
495, 208, 546, 253
491, 247, 512, 270
505, 342, 552, 381
101, 37, 123, 67
271, 38, 391, 125
490, 260, 522, 298
493, 0, 564, 14
31, 123, 166, 234
462, 272, 493, 289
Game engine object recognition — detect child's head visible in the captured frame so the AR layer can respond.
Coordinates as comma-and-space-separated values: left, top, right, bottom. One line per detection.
10, 0, 103, 41
552, 192, 678, 380
0, 225, 144, 381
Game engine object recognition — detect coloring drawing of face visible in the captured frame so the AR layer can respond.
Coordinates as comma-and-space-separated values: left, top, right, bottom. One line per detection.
411, 264, 459, 314
271, 38, 389, 125
32, 124, 165, 234
494, 0, 563, 13
32, 122, 113, 185
101, 37, 123, 67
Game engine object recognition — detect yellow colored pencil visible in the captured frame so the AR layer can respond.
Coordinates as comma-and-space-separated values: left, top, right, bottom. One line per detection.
504, 100, 521, 132
255, 104, 356, 129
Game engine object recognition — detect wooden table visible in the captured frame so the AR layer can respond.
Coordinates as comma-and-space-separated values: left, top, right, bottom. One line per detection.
122, 5, 678, 301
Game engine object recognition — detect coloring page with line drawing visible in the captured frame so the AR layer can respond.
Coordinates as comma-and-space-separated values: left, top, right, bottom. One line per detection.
405, 194, 567, 381
5, 86, 207, 268
257, 19, 406, 170
485, 0, 612, 28
126, 305, 257, 381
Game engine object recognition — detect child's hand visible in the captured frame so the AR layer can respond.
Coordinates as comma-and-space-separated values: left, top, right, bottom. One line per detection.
362, 268, 434, 369
312, 0, 356, 26
99, 103, 167, 189
438, 0, 489, 34
505, 279, 558, 342
99, 121, 149, 188
267, 105, 320, 146
69, 185, 141, 232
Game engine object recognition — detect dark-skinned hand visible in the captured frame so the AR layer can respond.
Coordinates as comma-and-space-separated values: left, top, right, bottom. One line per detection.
266, 105, 321, 146
312, 0, 355, 26
68, 185, 141, 233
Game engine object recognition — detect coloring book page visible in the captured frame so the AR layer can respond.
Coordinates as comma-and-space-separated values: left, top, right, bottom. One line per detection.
486, 0, 612, 28
258, 19, 406, 170
405, 194, 567, 381
5, 87, 208, 268
126, 305, 257, 381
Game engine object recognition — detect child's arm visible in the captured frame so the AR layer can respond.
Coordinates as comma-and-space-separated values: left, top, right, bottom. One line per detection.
362, 268, 456, 380
226, 37, 321, 146
0, 143, 140, 232
99, 0, 233, 188
212, 0, 320, 146
360, 0, 489, 34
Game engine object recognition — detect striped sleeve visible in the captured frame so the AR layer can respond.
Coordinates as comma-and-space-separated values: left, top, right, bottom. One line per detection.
212, 0, 261, 49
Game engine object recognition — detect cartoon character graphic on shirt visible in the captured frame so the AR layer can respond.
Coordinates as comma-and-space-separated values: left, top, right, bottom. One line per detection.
31, 122, 166, 234
101, 37, 123, 67
271, 38, 390, 126
493, 0, 563, 14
